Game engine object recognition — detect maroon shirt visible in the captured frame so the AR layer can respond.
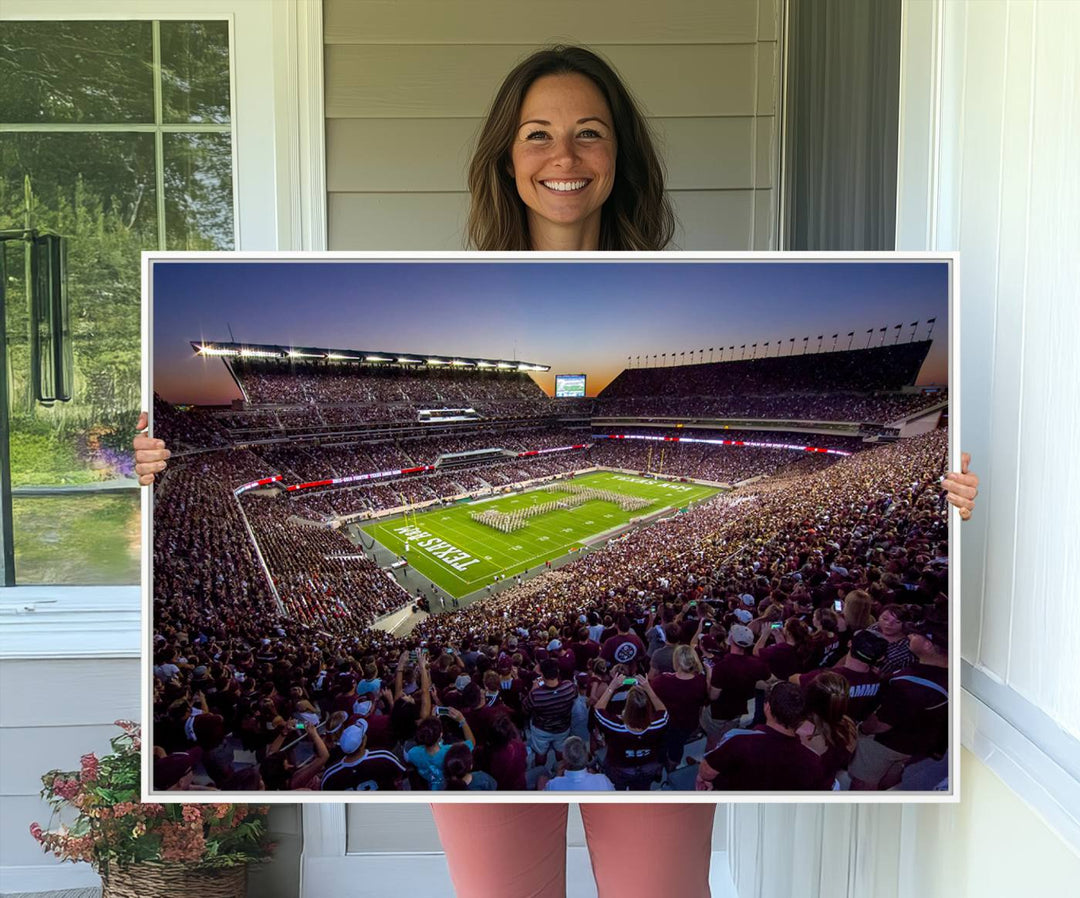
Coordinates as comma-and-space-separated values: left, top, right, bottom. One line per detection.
874, 664, 949, 756
319, 750, 406, 791
595, 708, 668, 768
496, 675, 528, 727
709, 652, 769, 720
487, 739, 527, 790
356, 712, 394, 751
570, 640, 601, 671
799, 665, 884, 721
464, 701, 510, 749
704, 725, 831, 791
649, 672, 707, 732
758, 642, 801, 680
523, 679, 576, 733
600, 633, 647, 666
554, 648, 578, 679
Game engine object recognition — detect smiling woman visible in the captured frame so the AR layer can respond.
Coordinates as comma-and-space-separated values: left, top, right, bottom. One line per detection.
509, 73, 617, 250
466, 45, 673, 251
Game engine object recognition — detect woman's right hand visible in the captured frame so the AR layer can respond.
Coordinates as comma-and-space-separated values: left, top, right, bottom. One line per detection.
133, 411, 170, 486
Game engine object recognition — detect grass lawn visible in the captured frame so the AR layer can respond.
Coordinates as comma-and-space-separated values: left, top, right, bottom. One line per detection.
359, 471, 719, 599
13, 492, 141, 585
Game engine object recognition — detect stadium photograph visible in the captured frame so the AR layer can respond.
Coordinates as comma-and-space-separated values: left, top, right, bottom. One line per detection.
148, 256, 955, 798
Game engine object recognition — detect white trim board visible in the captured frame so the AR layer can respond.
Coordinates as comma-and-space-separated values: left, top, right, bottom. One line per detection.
0, 588, 139, 660
961, 683, 1080, 855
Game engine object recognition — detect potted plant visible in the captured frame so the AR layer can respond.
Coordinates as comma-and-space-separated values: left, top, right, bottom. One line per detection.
30, 720, 273, 898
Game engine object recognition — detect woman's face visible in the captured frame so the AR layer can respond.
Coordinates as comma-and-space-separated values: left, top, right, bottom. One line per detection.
878, 610, 903, 638
509, 73, 616, 247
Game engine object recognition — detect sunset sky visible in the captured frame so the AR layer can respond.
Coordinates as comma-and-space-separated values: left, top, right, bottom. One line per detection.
152, 258, 950, 405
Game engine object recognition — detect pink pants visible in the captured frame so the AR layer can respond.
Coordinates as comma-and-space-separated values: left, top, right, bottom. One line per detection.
431, 803, 716, 898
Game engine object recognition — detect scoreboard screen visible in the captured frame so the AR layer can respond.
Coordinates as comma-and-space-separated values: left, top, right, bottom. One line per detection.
555, 374, 586, 398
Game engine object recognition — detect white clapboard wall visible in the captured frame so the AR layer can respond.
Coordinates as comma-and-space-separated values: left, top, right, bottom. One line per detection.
324, 0, 781, 250
0, 650, 300, 898
0, 656, 142, 896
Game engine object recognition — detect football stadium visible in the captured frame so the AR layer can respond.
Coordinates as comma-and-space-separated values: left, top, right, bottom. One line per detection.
152, 266, 951, 795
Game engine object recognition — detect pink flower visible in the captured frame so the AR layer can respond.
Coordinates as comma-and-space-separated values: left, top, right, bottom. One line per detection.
29, 822, 43, 842
80, 753, 100, 782
53, 778, 80, 801
160, 821, 206, 863
181, 805, 202, 824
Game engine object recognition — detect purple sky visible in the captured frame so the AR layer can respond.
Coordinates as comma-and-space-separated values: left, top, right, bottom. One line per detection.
152, 259, 950, 404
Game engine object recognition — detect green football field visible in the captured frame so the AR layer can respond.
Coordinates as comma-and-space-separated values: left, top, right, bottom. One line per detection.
359, 470, 720, 599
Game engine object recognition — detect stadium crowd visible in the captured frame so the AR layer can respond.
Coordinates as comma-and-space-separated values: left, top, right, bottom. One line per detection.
602, 343, 935, 397
153, 424, 952, 794
592, 391, 944, 423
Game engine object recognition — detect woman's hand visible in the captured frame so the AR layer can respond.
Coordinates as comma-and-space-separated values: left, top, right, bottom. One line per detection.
943, 452, 979, 521
133, 411, 170, 486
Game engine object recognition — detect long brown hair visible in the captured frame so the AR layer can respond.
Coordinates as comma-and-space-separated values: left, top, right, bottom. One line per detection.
622, 685, 652, 732
804, 672, 857, 752
467, 45, 674, 251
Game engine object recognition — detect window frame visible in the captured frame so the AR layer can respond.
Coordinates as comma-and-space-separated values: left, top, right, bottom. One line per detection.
0, 0, 326, 658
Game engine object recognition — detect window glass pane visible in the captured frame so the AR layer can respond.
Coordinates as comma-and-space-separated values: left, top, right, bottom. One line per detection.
1, 18, 234, 586
12, 493, 141, 585
164, 133, 235, 249
1, 131, 155, 432
160, 20, 232, 124
0, 21, 154, 124
2, 132, 153, 584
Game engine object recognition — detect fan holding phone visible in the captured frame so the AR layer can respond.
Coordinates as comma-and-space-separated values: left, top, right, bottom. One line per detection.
592, 667, 669, 791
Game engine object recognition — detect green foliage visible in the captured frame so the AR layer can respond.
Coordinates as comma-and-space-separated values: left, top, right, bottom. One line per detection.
31, 722, 273, 873
1, 19, 234, 495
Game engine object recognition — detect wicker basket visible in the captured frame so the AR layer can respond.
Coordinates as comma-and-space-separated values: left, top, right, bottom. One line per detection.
101, 863, 247, 898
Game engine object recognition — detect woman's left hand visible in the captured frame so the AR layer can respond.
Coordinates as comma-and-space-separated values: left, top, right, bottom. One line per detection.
133, 411, 170, 485
942, 452, 979, 521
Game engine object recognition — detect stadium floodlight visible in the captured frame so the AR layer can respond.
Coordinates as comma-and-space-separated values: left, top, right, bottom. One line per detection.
476, 361, 493, 368
450, 359, 471, 366
239, 348, 280, 358
197, 345, 239, 356
426, 358, 448, 366
364, 355, 392, 362
396, 357, 423, 364
287, 349, 324, 358
328, 352, 360, 360
497, 362, 515, 369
